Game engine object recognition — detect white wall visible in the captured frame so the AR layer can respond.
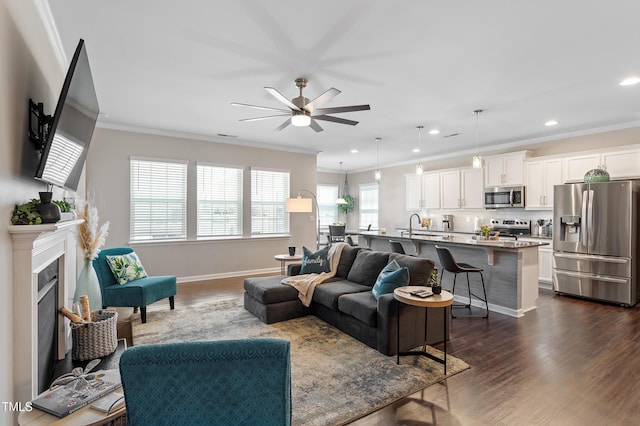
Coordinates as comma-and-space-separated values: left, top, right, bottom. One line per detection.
86, 127, 317, 279
0, 0, 71, 421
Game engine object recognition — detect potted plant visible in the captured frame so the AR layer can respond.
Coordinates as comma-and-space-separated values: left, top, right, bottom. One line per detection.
338, 194, 355, 214
479, 225, 492, 239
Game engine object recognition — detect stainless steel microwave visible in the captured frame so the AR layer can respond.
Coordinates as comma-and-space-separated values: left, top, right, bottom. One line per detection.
483, 186, 525, 208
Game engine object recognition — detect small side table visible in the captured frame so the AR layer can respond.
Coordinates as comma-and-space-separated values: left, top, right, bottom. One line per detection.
394, 287, 454, 373
274, 254, 303, 275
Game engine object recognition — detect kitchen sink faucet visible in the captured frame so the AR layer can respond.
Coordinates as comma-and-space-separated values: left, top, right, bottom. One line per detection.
409, 213, 421, 236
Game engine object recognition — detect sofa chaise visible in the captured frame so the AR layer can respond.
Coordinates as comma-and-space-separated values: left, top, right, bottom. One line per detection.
244, 246, 449, 356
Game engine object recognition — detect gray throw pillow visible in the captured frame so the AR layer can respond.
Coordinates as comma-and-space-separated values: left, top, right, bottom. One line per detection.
335, 246, 363, 278
346, 250, 390, 286
300, 246, 331, 274
389, 253, 435, 286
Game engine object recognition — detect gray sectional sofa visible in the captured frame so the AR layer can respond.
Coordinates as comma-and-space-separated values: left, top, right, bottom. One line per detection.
243, 246, 449, 356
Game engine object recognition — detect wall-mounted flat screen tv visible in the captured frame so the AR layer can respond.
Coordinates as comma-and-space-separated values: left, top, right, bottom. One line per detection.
35, 39, 99, 191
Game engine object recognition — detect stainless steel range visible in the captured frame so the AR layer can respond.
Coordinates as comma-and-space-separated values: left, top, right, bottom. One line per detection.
489, 219, 531, 238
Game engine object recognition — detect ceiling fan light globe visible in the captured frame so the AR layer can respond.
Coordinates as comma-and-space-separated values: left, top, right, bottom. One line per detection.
292, 114, 311, 127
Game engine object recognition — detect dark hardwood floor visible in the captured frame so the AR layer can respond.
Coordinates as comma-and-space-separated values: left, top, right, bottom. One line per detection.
120, 278, 640, 425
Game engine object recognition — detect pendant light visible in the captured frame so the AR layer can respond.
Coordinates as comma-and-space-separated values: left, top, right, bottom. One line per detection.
472, 109, 483, 169
374, 137, 382, 181
415, 126, 424, 175
336, 162, 348, 205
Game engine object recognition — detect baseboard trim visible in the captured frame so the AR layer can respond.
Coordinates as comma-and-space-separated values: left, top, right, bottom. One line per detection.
177, 267, 280, 283
452, 295, 524, 318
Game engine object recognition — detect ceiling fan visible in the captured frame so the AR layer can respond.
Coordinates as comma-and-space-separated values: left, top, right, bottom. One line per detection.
231, 78, 370, 132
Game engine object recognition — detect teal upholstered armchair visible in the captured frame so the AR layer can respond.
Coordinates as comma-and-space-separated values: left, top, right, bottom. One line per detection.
119, 339, 292, 426
93, 247, 176, 323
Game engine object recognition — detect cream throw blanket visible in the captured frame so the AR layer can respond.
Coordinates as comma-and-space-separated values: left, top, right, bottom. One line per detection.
282, 242, 349, 307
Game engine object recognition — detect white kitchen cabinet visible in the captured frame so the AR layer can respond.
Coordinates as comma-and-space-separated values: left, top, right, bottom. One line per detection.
405, 173, 440, 211
538, 245, 553, 284
484, 152, 527, 187
440, 168, 484, 209
519, 238, 553, 287
461, 168, 484, 208
563, 153, 600, 182
405, 174, 422, 211
602, 149, 640, 179
525, 158, 562, 210
422, 172, 441, 209
440, 170, 461, 209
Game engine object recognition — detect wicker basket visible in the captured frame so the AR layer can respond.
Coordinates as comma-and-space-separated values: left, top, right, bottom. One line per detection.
71, 310, 118, 361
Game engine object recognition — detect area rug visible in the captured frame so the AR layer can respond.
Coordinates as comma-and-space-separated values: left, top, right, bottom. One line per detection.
131, 298, 469, 426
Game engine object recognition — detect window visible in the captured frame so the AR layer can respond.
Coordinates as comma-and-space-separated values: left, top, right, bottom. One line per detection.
359, 183, 379, 230
251, 169, 290, 235
197, 164, 243, 237
317, 185, 339, 228
130, 158, 187, 241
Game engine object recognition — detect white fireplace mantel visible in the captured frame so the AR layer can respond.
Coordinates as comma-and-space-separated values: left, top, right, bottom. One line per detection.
9, 219, 83, 403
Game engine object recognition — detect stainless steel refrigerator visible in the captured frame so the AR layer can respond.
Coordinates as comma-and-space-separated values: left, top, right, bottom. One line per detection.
553, 180, 639, 306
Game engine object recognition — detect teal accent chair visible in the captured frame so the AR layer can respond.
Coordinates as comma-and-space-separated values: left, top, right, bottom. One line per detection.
119, 339, 292, 426
93, 247, 176, 323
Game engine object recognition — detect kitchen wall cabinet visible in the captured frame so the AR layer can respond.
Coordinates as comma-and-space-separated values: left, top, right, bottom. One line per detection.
440, 168, 483, 209
484, 152, 527, 187
563, 153, 600, 182
405, 174, 422, 210
564, 148, 640, 182
524, 158, 562, 210
602, 149, 640, 179
405, 172, 441, 210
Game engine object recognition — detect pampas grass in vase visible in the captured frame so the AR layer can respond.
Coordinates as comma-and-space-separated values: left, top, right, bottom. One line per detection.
74, 199, 110, 313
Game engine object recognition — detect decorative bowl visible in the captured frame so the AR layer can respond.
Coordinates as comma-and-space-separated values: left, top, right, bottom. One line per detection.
584, 167, 610, 183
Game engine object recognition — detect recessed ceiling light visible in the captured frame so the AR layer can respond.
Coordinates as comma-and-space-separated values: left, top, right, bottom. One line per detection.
350, 149, 358, 153
412, 148, 420, 153
545, 120, 558, 126
620, 77, 640, 86
429, 129, 440, 135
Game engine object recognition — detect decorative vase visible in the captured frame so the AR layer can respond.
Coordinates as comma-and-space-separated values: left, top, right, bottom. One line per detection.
37, 191, 61, 223
74, 259, 103, 312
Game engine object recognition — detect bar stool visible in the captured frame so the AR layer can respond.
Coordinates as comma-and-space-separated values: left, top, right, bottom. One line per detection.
389, 240, 406, 254
435, 245, 489, 318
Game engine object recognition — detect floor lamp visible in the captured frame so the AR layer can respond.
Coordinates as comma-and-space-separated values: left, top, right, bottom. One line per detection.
286, 190, 320, 249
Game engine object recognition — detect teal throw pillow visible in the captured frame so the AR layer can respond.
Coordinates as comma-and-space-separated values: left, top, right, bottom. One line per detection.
300, 246, 331, 274
371, 260, 410, 300
105, 252, 148, 285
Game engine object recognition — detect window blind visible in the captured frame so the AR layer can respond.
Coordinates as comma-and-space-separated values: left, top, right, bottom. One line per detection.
130, 158, 187, 241
251, 169, 290, 235
197, 164, 243, 237
359, 183, 379, 230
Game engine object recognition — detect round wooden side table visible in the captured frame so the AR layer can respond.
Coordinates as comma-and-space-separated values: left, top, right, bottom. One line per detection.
394, 286, 454, 373
274, 254, 303, 275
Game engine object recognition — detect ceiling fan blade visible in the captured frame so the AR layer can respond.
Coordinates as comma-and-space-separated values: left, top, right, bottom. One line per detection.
240, 114, 291, 122
309, 119, 324, 132
265, 87, 301, 110
303, 88, 341, 113
313, 115, 359, 126
231, 102, 290, 113
275, 118, 292, 131
312, 104, 371, 115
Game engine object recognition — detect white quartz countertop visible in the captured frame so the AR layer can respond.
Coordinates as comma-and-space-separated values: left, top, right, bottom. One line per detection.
360, 230, 549, 250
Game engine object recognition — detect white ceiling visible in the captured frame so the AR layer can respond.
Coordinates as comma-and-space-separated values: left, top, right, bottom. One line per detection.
46, 0, 640, 173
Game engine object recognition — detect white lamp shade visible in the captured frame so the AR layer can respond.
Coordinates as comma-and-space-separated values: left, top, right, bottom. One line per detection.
415, 163, 423, 175
472, 155, 483, 169
286, 197, 312, 212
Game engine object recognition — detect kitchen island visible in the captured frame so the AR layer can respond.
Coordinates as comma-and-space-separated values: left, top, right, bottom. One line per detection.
360, 231, 549, 318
